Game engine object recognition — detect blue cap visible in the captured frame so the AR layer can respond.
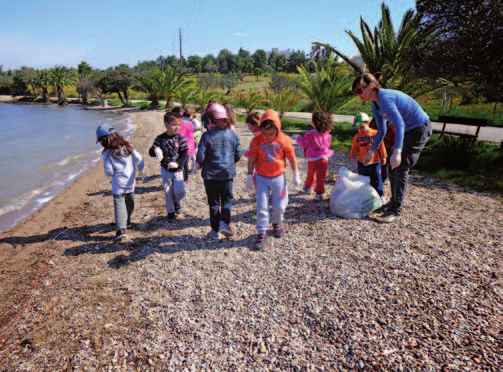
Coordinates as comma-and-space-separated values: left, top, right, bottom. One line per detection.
96, 124, 116, 143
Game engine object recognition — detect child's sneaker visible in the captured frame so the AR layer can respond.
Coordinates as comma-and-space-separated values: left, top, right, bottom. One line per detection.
167, 212, 176, 223
272, 224, 283, 238
380, 196, 388, 205
174, 202, 183, 214
219, 221, 234, 237
115, 229, 127, 241
376, 210, 400, 223
207, 230, 221, 240
314, 194, 323, 201
302, 186, 312, 194
253, 233, 266, 251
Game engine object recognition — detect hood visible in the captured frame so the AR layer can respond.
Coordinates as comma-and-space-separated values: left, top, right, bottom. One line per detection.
260, 109, 281, 132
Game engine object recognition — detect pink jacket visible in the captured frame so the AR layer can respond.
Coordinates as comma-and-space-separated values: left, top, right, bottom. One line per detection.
179, 118, 196, 157
296, 129, 334, 161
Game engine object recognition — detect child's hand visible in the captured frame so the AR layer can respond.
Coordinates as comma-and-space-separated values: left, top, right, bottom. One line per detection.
381, 157, 387, 166
154, 147, 164, 161
168, 162, 179, 169
390, 149, 401, 169
293, 171, 301, 188
246, 174, 255, 194
363, 149, 374, 165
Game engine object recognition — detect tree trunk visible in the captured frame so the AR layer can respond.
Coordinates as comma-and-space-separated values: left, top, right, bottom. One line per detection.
81, 90, 89, 105
122, 90, 130, 107
449, 96, 454, 111
165, 95, 174, 108
57, 85, 65, 105
442, 90, 447, 111
117, 91, 125, 106
42, 87, 49, 103
151, 95, 159, 107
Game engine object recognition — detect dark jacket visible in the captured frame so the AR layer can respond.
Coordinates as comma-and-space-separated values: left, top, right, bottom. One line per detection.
196, 127, 242, 180
149, 132, 188, 171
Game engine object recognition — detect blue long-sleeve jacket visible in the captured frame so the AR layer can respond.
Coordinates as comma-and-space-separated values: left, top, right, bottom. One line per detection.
371, 89, 429, 150
196, 127, 242, 180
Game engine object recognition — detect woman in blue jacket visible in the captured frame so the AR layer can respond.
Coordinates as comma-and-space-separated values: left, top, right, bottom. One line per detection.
352, 73, 432, 223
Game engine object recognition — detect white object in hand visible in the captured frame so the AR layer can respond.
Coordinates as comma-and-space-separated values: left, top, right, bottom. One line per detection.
390, 149, 402, 169
168, 162, 179, 169
363, 150, 374, 166
293, 170, 301, 187
246, 175, 255, 194
154, 147, 164, 161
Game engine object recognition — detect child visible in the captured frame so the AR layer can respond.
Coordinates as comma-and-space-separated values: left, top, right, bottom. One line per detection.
247, 109, 301, 250
96, 124, 144, 241
179, 109, 198, 178
292, 111, 334, 201
244, 111, 261, 158
196, 103, 242, 239
149, 112, 189, 222
349, 112, 387, 202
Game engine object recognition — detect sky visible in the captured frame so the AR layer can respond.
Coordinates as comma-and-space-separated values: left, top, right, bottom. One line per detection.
0, 0, 416, 71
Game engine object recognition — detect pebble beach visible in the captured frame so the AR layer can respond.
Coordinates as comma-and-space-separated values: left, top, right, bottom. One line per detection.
0, 110, 501, 371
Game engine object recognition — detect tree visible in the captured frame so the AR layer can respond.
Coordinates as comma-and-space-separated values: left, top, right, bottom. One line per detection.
193, 89, 220, 112
269, 53, 287, 73
416, 0, 503, 111
187, 56, 203, 73
269, 73, 297, 93
238, 48, 254, 73
50, 65, 76, 105
34, 70, 51, 102
234, 89, 265, 114
202, 54, 218, 73
175, 87, 196, 109
102, 66, 135, 106
77, 61, 93, 104
20, 67, 37, 96
218, 73, 238, 95
252, 49, 268, 72
135, 66, 189, 108
289, 58, 353, 114
312, 2, 439, 92
266, 87, 304, 118
286, 51, 308, 73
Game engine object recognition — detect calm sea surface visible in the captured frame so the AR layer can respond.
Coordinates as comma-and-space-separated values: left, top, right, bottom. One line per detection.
0, 103, 135, 233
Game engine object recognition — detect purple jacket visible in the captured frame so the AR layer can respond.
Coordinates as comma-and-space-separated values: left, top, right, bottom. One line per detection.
296, 129, 334, 161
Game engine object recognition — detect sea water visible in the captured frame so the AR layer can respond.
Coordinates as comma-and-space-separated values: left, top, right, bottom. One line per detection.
0, 103, 136, 233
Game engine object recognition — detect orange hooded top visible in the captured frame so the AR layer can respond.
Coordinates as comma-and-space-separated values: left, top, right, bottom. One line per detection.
249, 109, 296, 177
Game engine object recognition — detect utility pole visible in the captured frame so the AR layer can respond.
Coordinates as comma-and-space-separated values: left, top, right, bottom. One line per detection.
179, 28, 183, 74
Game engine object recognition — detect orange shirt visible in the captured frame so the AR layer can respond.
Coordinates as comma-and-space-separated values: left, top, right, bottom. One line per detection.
349, 129, 387, 164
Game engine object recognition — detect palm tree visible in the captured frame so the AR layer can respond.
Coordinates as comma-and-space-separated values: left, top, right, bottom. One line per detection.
175, 87, 196, 109
234, 89, 265, 114
34, 70, 51, 102
50, 65, 76, 105
265, 87, 304, 118
312, 2, 438, 93
77, 61, 92, 105
193, 89, 220, 112
136, 67, 189, 108
289, 59, 353, 114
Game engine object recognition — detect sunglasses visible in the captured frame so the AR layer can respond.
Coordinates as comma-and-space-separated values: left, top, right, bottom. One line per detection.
354, 86, 367, 95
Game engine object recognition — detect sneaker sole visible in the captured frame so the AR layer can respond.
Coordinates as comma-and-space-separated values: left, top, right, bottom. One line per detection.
220, 230, 234, 237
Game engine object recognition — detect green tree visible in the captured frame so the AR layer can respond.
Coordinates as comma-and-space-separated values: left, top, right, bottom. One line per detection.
77, 61, 93, 104
252, 49, 268, 72
218, 73, 238, 95
193, 89, 220, 112
187, 55, 203, 73
34, 70, 52, 102
238, 48, 254, 73
235, 89, 265, 114
266, 87, 304, 118
136, 66, 189, 108
202, 54, 218, 73
50, 65, 76, 105
312, 2, 438, 94
175, 87, 196, 109
20, 67, 37, 96
286, 50, 308, 73
289, 59, 352, 114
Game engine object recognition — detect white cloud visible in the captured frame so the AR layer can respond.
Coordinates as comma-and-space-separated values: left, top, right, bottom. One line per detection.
234, 32, 248, 37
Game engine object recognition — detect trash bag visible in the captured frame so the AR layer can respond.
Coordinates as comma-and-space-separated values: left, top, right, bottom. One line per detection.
330, 167, 382, 219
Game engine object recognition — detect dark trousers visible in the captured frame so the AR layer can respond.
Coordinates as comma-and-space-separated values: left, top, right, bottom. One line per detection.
389, 122, 432, 214
357, 162, 384, 197
381, 147, 392, 183
203, 179, 234, 232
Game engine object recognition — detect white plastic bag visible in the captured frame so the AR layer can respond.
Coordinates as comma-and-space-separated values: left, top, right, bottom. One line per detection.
330, 167, 382, 218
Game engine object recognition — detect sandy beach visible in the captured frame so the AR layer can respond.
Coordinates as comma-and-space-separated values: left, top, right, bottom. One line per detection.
0, 110, 501, 371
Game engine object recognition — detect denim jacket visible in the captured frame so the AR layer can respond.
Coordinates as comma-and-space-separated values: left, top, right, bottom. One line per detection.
196, 127, 242, 180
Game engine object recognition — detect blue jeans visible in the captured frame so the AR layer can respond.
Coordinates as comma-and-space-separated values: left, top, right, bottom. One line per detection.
113, 192, 134, 231
255, 174, 288, 234
389, 122, 432, 214
203, 179, 234, 232
357, 162, 384, 197
161, 168, 186, 213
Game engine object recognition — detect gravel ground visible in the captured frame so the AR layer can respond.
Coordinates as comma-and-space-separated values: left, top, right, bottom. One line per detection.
0, 111, 501, 371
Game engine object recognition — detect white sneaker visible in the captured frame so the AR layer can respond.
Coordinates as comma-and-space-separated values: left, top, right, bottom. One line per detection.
219, 221, 234, 237
380, 196, 388, 204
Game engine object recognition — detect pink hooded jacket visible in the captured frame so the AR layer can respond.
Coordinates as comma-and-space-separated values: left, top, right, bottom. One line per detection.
296, 129, 334, 161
